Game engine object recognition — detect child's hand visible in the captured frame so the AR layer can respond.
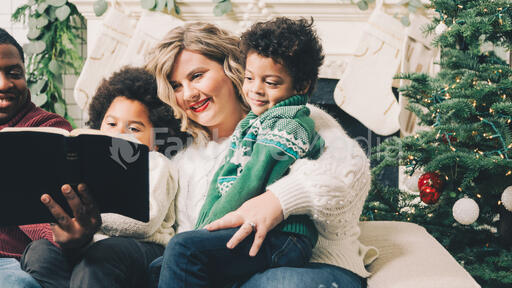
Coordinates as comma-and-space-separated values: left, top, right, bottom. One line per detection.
41, 183, 101, 249
205, 190, 284, 256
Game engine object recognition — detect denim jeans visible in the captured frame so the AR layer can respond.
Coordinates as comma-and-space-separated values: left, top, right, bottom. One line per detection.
0, 258, 41, 288
21, 238, 163, 288
233, 262, 366, 288
150, 228, 312, 288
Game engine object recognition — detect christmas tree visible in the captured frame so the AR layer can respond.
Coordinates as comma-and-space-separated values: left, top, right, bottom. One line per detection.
367, 0, 512, 286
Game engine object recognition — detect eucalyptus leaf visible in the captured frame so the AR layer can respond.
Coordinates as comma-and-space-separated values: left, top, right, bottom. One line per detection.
28, 16, 37, 29
36, 2, 49, 14
48, 7, 57, 21
22, 43, 34, 56
408, 0, 422, 8
400, 15, 411, 26
48, 59, 61, 75
54, 100, 66, 116
141, 0, 156, 10
55, 5, 71, 21
30, 79, 47, 95
27, 28, 42, 40
47, 0, 68, 7
366, 0, 375, 3
93, 0, 108, 17
174, 2, 180, 14
155, 0, 166, 11
167, 0, 174, 11
53, 74, 63, 87
356, 0, 369, 11
27, 41, 46, 55
408, 5, 418, 13
213, 1, 232, 16
32, 93, 48, 107
36, 16, 49, 28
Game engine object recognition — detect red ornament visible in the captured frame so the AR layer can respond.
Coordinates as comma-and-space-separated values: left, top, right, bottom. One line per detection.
420, 186, 441, 204
442, 133, 457, 144
418, 172, 444, 191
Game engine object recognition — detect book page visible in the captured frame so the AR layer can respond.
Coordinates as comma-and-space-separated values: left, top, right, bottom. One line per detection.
70, 128, 108, 137
70, 128, 141, 144
0, 126, 70, 136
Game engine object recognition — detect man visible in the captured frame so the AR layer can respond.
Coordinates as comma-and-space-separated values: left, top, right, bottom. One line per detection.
0, 27, 72, 287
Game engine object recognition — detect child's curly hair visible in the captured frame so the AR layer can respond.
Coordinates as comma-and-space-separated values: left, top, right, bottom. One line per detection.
240, 17, 324, 96
87, 66, 189, 156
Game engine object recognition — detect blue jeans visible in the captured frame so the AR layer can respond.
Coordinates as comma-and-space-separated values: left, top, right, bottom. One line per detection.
233, 262, 366, 288
150, 228, 312, 288
0, 258, 41, 288
21, 238, 163, 288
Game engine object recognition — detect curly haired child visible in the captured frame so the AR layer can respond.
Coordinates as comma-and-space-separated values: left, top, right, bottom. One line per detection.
21, 66, 189, 288
157, 17, 326, 288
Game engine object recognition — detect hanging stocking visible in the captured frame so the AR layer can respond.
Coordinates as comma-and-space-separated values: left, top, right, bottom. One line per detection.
399, 14, 438, 136
333, 5, 404, 136
117, 10, 184, 69
73, 7, 136, 110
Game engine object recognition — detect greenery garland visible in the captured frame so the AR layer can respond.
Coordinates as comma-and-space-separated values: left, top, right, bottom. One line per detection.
12, 0, 85, 127
93, 0, 233, 17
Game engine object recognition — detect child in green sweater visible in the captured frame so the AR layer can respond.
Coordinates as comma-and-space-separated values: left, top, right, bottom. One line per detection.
157, 17, 325, 288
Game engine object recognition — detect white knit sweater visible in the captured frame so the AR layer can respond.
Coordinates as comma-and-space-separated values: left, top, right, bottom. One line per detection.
172, 105, 378, 277
93, 151, 177, 246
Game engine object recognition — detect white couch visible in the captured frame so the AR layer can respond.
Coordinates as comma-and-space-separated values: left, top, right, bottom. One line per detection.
359, 221, 481, 288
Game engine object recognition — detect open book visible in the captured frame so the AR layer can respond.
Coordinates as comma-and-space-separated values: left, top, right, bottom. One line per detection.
0, 127, 150, 226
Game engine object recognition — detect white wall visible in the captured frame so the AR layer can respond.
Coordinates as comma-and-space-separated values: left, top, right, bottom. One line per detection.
0, 0, 86, 127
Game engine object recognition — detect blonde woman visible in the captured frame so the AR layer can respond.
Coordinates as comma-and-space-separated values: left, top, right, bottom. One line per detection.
30, 22, 377, 288
146, 21, 377, 287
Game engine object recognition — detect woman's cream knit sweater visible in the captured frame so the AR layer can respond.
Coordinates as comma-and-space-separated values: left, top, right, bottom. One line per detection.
172, 105, 378, 277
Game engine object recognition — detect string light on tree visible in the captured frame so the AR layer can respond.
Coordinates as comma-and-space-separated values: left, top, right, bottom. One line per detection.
452, 197, 480, 225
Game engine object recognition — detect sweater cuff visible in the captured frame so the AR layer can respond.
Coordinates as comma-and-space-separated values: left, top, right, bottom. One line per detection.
267, 176, 312, 220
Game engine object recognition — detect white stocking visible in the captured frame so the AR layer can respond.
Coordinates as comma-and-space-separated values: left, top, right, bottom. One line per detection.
117, 10, 184, 68
73, 8, 136, 110
334, 7, 404, 136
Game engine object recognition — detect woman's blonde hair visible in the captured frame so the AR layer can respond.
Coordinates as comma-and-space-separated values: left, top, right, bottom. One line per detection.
145, 22, 249, 139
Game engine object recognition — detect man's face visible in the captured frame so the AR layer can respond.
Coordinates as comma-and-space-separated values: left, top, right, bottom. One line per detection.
0, 44, 28, 124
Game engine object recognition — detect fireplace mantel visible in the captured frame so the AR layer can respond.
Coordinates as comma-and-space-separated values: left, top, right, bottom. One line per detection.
72, 0, 390, 79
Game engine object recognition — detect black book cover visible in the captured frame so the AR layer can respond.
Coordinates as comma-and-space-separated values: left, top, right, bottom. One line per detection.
0, 128, 149, 226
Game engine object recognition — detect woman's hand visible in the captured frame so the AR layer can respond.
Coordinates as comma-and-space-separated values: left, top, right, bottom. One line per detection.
40, 183, 101, 249
204, 190, 284, 256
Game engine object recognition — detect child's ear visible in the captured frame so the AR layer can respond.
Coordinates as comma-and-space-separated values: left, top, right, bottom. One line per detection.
296, 81, 311, 95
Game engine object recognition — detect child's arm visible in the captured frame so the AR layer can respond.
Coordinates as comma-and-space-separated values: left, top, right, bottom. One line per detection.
198, 114, 320, 227
99, 152, 177, 239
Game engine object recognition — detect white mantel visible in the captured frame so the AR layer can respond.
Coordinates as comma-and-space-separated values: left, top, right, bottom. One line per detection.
73, 0, 386, 79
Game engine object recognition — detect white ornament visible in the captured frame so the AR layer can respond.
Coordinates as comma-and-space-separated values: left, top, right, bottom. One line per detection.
435, 22, 448, 35
452, 197, 479, 225
260, 8, 270, 17
258, 0, 266, 9
501, 186, 512, 212
247, 3, 255, 11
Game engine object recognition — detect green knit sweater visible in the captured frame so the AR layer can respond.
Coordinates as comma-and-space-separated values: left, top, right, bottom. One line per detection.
195, 95, 324, 246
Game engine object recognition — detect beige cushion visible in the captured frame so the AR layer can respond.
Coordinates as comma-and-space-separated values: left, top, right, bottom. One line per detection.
359, 221, 480, 288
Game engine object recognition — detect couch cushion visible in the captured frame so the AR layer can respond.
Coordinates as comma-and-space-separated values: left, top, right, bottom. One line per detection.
359, 221, 480, 288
